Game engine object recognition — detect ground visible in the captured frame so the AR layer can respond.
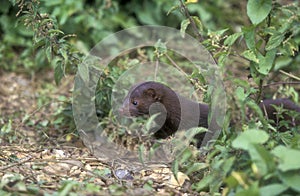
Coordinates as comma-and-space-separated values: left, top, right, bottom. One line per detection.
0, 71, 197, 195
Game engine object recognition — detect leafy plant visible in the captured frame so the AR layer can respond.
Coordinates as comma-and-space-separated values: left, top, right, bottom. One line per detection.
172, 0, 300, 194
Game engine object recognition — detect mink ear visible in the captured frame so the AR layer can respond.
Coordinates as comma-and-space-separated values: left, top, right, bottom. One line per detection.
144, 88, 161, 100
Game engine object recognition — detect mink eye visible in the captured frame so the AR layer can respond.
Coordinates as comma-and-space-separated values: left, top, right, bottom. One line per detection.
132, 101, 138, 105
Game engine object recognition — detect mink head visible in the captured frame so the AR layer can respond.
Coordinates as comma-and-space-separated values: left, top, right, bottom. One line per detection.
119, 82, 165, 117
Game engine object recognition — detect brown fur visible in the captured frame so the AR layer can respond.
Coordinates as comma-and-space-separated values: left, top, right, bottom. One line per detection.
119, 81, 300, 141
119, 81, 208, 139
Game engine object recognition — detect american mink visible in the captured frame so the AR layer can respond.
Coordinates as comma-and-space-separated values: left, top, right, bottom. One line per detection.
119, 81, 300, 142
118, 81, 209, 140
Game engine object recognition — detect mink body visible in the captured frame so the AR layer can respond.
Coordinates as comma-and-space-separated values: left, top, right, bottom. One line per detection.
119, 81, 209, 139
119, 81, 300, 141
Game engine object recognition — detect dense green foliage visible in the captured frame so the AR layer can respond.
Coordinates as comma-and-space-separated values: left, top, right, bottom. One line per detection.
1, 0, 300, 195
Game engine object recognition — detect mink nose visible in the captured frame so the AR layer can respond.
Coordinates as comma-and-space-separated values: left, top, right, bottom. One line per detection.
118, 106, 131, 116
118, 107, 125, 115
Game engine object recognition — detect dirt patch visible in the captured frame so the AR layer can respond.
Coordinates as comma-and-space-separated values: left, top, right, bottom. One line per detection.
0, 71, 191, 195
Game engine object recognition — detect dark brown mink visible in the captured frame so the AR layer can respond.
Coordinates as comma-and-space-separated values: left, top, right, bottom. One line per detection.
118, 81, 209, 140
119, 81, 300, 142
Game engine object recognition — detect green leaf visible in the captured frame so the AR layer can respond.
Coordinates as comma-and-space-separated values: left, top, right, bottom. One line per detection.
54, 61, 64, 85
33, 39, 46, 50
172, 159, 179, 180
209, 28, 229, 36
241, 50, 259, 63
186, 162, 208, 175
272, 146, 300, 171
236, 181, 260, 196
48, 29, 64, 35
60, 48, 68, 61
192, 173, 214, 191
167, 5, 180, 15
180, 19, 190, 38
279, 171, 300, 192
235, 87, 247, 101
185, 127, 207, 139
232, 129, 269, 150
256, 49, 276, 75
249, 62, 263, 85
143, 180, 154, 191
283, 40, 298, 56
259, 184, 288, 196
265, 33, 284, 51
145, 113, 161, 132
248, 144, 274, 175
138, 144, 145, 165
192, 16, 203, 32
246, 100, 268, 129
242, 26, 256, 50
154, 39, 167, 56
45, 45, 52, 62
222, 157, 236, 175
247, 0, 272, 25
224, 32, 243, 46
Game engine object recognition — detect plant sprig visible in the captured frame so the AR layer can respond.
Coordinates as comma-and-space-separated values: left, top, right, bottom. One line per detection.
14, 0, 83, 85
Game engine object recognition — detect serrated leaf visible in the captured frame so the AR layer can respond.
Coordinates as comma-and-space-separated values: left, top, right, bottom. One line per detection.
54, 61, 64, 85
235, 87, 246, 101
186, 162, 208, 175
180, 19, 190, 38
224, 32, 243, 46
242, 26, 256, 50
266, 33, 284, 51
283, 40, 298, 56
247, 0, 272, 25
232, 129, 269, 150
192, 16, 203, 32
33, 39, 46, 50
241, 50, 259, 63
192, 174, 214, 191
45, 46, 52, 62
59, 48, 68, 63
209, 28, 229, 37
272, 146, 300, 171
256, 49, 276, 75
48, 29, 64, 35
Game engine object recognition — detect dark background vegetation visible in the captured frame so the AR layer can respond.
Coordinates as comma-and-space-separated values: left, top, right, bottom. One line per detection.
1, 0, 300, 195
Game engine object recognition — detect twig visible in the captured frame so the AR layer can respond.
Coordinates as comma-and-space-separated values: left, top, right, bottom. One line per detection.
279, 70, 300, 81
263, 81, 300, 88
165, 53, 189, 78
0, 156, 33, 170
165, 53, 206, 92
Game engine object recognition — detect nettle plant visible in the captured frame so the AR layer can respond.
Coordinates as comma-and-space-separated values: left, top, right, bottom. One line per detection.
173, 0, 300, 195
